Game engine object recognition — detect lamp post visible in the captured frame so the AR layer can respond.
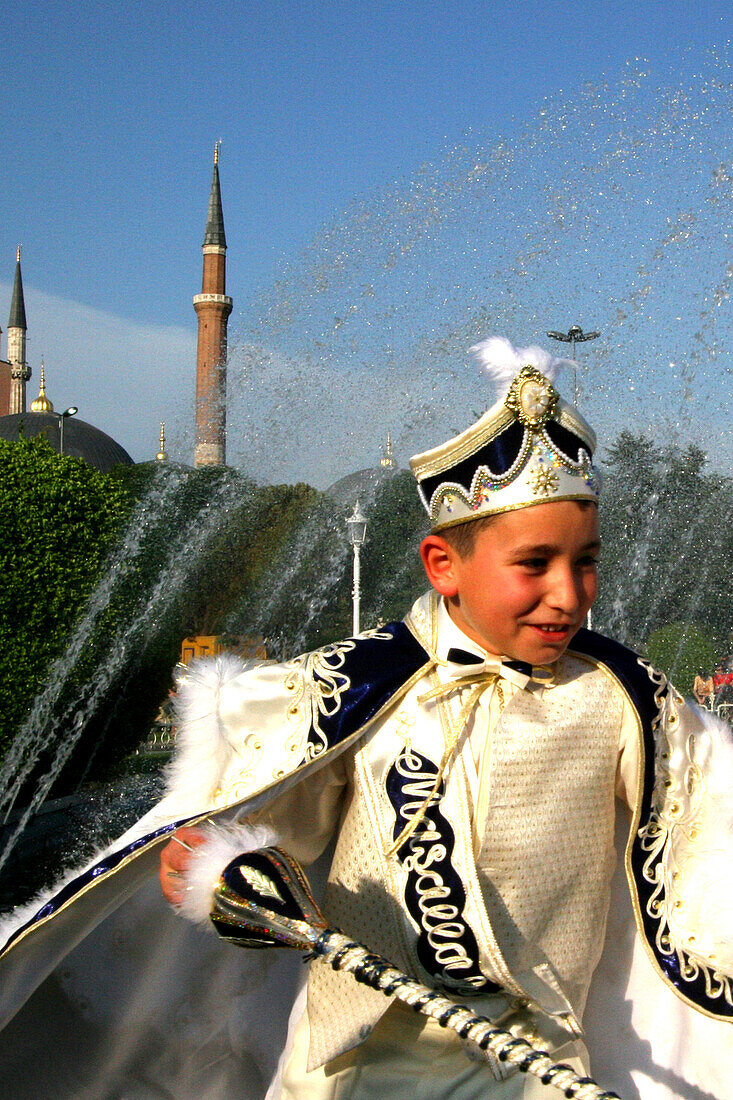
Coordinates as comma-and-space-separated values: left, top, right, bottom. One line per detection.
54, 406, 78, 456
345, 500, 367, 635
547, 327, 600, 631
546, 326, 600, 405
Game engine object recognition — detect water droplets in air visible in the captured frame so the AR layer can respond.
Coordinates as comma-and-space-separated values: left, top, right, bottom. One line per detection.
4, 45, 733, 871
214, 47, 733, 490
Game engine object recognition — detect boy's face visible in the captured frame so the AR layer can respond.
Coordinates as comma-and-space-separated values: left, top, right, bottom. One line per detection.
423, 501, 599, 665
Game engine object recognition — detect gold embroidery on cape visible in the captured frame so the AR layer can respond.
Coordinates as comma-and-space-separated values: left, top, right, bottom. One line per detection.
283, 628, 394, 766
637, 658, 733, 1006
215, 628, 395, 802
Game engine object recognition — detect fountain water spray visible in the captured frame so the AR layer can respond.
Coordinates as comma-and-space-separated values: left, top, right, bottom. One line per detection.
4, 46, 733, 885
0, 468, 257, 872
223, 49, 733, 490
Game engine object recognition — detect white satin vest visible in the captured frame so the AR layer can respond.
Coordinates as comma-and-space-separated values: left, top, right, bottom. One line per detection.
306, 642, 626, 1069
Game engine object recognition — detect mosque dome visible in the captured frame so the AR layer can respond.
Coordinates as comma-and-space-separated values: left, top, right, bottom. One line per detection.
0, 412, 133, 473
1, 365, 133, 472
326, 432, 400, 507
325, 465, 396, 508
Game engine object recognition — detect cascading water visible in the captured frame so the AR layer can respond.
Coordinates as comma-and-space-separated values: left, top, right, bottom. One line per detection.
0, 469, 265, 875
2, 46, 732, 897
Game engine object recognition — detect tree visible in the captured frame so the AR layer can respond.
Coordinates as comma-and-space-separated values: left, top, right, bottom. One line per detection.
74, 465, 321, 780
225, 471, 430, 657
646, 621, 719, 698
0, 450, 322, 800
594, 432, 733, 663
358, 470, 429, 627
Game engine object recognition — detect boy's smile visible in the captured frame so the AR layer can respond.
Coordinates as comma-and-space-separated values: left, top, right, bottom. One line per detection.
421, 501, 600, 665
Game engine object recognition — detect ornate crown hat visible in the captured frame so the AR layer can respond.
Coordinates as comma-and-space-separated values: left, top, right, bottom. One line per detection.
410, 336, 600, 532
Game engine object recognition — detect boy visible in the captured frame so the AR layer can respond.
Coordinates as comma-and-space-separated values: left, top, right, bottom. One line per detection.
0, 338, 730, 1099
156, 338, 732, 1098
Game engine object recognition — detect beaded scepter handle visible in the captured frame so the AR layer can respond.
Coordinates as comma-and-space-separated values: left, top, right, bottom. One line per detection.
209, 846, 622, 1100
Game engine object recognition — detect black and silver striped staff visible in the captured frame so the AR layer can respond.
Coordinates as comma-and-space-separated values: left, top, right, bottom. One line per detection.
208, 846, 621, 1100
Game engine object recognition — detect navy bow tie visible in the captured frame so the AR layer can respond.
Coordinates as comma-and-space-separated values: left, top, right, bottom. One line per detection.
446, 647, 533, 679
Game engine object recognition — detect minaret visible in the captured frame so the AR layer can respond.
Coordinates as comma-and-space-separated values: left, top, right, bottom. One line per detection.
193, 142, 232, 466
8, 246, 31, 414
380, 431, 395, 468
156, 421, 168, 463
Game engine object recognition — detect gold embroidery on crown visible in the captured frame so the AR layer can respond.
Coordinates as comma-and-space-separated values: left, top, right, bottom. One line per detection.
504, 366, 559, 429
529, 467, 560, 497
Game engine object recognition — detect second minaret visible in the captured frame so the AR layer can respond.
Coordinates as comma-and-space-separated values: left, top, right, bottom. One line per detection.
193, 143, 232, 466
8, 246, 30, 415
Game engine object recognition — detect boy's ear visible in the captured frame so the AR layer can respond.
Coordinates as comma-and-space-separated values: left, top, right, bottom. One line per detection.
420, 535, 460, 598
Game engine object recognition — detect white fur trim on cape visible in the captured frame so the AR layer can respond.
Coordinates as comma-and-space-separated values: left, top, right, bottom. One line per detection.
178, 821, 280, 927
469, 335, 573, 398
163, 654, 258, 814
670, 707, 733, 969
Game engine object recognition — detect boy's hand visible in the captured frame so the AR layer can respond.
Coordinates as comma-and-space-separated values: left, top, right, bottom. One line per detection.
159, 826, 207, 906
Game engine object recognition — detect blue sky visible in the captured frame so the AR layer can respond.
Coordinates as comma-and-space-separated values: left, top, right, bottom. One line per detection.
0, 1, 731, 481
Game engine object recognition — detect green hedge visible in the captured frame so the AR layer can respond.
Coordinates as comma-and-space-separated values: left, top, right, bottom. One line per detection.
0, 437, 128, 759
646, 622, 719, 698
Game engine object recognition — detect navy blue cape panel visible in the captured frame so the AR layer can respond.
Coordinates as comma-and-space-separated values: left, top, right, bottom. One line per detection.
569, 628, 732, 1021
303, 621, 429, 756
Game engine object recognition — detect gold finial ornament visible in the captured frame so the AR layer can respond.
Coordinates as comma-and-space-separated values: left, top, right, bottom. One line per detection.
504, 366, 559, 429
380, 431, 395, 468
156, 421, 168, 463
30, 360, 54, 413
214, 140, 221, 165
16, 244, 21, 263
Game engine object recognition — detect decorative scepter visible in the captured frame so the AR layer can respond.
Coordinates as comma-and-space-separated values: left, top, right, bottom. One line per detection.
208, 846, 621, 1100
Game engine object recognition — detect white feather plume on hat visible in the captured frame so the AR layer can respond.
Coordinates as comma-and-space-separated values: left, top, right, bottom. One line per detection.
469, 335, 574, 398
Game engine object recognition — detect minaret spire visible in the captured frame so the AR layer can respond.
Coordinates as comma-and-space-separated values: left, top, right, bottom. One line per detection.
380, 431, 395, 468
193, 144, 232, 466
8, 247, 30, 413
30, 358, 54, 412
156, 421, 168, 463
203, 143, 227, 250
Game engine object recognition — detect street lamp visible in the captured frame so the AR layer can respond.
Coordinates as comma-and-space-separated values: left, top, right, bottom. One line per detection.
546, 326, 600, 405
547, 327, 600, 632
345, 499, 367, 635
55, 406, 78, 456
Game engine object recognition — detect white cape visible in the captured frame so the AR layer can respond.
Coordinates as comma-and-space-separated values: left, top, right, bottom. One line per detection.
0, 646, 732, 1099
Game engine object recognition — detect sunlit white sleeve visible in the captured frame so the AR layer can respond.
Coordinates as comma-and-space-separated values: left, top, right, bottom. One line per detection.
242, 752, 350, 867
